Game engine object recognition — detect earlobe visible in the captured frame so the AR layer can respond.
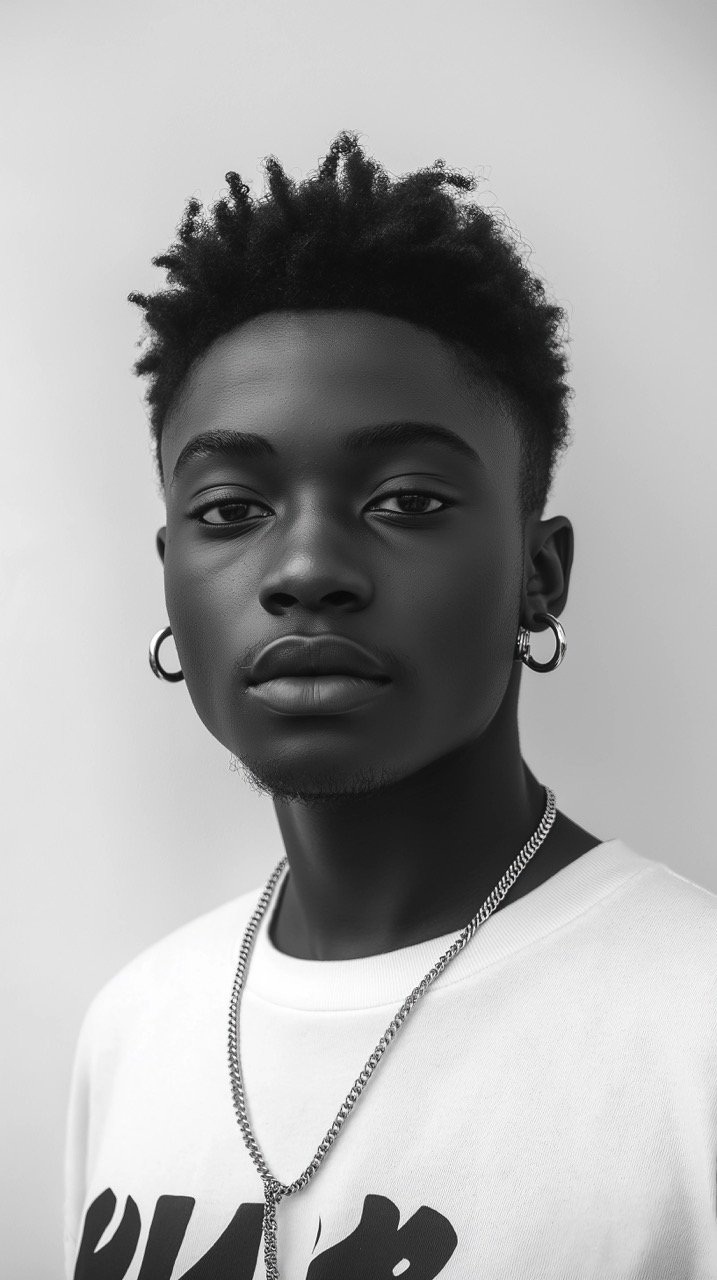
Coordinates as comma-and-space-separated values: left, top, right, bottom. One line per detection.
156, 527, 166, 564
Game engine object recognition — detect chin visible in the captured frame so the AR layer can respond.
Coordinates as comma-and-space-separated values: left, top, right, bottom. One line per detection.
230, 750, 403, 809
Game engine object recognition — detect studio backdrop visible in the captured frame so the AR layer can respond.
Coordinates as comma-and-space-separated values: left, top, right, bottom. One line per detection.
1, 0, 715, 1276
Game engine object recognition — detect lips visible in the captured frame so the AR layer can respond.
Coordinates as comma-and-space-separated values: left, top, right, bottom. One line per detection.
247, 634, 390, 685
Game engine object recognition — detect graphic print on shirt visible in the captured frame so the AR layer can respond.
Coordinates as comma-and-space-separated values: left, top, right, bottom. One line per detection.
73, 1187, 459, 1279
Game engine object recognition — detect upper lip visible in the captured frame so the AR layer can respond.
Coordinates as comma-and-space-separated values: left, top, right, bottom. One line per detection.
248, 634, 390, 685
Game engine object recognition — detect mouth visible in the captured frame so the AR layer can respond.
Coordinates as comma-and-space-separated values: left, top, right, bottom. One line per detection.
247, 673, 391, 716
247, 633, 389, 687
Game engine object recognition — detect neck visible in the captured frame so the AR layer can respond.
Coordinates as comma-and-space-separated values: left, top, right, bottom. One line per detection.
269, 668, 560, 961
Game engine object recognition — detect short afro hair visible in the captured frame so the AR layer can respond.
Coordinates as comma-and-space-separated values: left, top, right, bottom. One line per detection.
129, 130, 573, 517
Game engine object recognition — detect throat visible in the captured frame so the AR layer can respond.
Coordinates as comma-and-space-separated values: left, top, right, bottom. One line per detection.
266, 812, 602, 962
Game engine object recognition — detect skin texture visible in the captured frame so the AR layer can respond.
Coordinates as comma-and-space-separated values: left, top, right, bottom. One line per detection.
156, 309, 601, 961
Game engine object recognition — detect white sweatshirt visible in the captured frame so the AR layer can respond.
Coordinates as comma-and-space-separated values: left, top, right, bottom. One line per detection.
64, 839, 717, 1279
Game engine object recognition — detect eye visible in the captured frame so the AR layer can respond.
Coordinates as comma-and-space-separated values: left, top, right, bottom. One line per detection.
369, 489, 451, 517
191, 496, 270, 526
190, 487, 453, 530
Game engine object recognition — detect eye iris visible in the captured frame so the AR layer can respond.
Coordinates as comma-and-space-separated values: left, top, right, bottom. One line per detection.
217, 501, 250, 521
396, 493, 433, 513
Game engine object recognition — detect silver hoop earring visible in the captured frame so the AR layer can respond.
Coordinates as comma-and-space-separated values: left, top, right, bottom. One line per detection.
149, 625, 185, 682
515, 612, 566, 673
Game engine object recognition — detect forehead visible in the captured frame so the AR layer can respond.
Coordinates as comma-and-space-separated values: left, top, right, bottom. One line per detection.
161, 309, 521, 477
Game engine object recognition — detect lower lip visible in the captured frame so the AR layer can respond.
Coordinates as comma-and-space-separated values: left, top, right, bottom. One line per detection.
247, 675, 391, 715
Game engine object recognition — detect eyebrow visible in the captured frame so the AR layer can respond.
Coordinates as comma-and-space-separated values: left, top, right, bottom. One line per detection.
169, 420, 484, 489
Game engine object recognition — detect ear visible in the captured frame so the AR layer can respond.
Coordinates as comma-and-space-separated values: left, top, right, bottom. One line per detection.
521, 514, 574, 628
156, 526, 166, 565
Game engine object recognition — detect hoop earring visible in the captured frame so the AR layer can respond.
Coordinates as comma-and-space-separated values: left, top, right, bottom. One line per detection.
149, 625, 185, 682
149, 618, 565, 682
515, 612, 566, 673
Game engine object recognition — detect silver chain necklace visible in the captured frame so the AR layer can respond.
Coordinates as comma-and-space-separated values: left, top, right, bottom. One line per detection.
227, 786, 557, 1279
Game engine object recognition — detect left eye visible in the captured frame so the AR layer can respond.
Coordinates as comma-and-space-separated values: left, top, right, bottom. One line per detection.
370, 491, 448, 516
192, 489, 450, 526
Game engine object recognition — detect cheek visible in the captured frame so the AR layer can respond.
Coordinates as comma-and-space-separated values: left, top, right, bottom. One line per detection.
162, 553, 240, 725
405, 531, 522, 730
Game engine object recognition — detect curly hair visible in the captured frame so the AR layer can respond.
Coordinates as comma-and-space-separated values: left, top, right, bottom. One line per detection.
128, 130, 573, 517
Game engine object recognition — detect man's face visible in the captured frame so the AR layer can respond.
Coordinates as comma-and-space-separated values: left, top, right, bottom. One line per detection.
158, 309, 526, 801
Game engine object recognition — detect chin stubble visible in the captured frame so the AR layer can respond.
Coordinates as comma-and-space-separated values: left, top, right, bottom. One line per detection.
229, 751, 402, 811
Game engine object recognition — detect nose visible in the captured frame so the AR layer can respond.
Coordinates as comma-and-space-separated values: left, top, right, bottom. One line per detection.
257, 527, 375, 618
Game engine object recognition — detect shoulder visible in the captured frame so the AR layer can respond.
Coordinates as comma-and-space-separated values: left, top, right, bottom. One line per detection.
600, 843, 717, 1000
623, 850, 717, 938
78, 885, 262, 1049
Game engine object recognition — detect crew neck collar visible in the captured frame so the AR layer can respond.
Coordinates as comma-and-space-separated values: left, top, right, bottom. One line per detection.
242, 840, 653, 1012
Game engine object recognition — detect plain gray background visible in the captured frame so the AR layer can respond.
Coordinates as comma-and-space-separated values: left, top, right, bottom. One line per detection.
2, 0, 716, 1274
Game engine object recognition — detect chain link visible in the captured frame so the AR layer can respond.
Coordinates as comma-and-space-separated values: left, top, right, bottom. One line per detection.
228, 786, 557, 1278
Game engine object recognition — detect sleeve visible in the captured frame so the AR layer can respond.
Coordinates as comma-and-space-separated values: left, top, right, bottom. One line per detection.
63, 1002, 96, 1278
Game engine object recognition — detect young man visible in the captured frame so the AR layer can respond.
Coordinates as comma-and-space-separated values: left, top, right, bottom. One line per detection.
65, 132, 717, 1279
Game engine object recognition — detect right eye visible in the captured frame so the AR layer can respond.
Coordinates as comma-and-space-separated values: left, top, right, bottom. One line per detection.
191, 497, 271, 526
